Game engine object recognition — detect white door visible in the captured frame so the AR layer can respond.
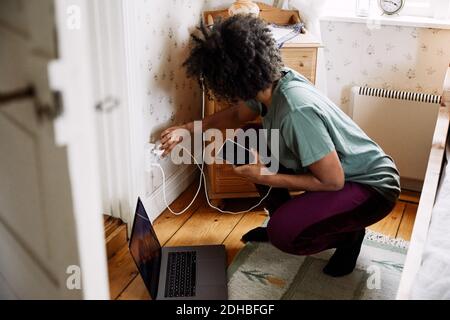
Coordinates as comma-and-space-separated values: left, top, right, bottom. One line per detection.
0, 0, 109, 299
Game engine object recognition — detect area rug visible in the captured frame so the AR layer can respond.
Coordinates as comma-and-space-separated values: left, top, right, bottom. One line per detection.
227, 230, 409, 300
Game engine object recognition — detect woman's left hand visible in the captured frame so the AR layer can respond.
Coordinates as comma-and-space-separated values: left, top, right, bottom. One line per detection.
232, 149, 271, 184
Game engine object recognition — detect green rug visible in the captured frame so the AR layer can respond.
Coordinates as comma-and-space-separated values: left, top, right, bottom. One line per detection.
228, 230, 409, 300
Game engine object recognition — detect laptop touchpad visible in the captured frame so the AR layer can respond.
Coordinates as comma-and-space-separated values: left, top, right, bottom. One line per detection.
197, 258, 227, 285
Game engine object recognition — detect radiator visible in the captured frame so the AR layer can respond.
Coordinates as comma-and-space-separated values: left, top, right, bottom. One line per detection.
350, 86, 441, 191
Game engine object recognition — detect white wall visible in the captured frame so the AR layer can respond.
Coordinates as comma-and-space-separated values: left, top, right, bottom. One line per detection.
122, 0, 310, 222
120, 0, 330, 223
320, 22, 450, 114
322, 0, 450, 18
204, 0, 280, 10
122, 0, 450, 222
123, 0, 208, 221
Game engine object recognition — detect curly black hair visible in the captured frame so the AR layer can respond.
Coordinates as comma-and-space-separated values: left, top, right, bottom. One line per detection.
183, 14, 283, 102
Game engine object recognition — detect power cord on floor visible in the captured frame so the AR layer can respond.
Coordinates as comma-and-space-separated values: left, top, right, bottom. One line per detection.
148, 145, 272, 215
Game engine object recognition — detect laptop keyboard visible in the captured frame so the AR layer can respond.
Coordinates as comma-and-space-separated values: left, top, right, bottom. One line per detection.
165, 251, 197, 298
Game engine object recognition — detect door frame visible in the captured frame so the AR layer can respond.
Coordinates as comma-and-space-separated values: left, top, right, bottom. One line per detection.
49, 0, 111, 299
91, 0, 135, 224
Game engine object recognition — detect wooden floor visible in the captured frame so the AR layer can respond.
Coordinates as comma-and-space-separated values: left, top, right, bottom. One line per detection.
107, 184, 419, 300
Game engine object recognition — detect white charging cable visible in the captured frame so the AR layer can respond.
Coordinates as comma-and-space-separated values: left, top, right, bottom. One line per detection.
148, 76, 272, 215
148, 145, 272, 215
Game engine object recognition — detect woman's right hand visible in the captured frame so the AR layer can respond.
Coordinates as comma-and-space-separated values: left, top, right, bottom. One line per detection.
160, 123, 192, 157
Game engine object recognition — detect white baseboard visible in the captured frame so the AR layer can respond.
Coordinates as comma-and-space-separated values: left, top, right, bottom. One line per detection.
401, 177, 424, 193
143, 165, 199, 222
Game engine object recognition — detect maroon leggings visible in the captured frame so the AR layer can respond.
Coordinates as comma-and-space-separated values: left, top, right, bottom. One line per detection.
262, 181, 395, 255
239, 123, 396, 256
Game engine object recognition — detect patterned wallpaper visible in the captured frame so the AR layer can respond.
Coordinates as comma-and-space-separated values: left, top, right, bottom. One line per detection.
132, 0, 279, 196
320, 21, 450, 114
130, 0, 282, 198
131, 0, 206, 194
130, 1, 450, 196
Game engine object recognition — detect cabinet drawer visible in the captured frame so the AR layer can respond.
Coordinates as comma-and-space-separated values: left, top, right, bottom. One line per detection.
211, 163, 257, 194
281, 48, 317, 84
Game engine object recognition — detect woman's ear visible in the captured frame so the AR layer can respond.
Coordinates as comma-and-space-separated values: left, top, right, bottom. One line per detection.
255, 85, 274, 104
255, 90, 263, 101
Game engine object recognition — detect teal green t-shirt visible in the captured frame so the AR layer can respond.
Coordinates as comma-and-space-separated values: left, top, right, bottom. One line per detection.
245, 67, 400, 202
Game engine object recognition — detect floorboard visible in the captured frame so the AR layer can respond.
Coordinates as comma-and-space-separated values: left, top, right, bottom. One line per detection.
397, 203, 418, 241
399, 190, 420, 203
117, 275, 151, 300
164, 207, 244, 247
112, 186, 420, 300
108, 246, 139, 300
222, 211, 268, 265
368, 201, 406, 237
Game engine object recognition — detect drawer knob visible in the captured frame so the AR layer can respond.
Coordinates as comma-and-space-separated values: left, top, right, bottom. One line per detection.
299, 61, 304, 67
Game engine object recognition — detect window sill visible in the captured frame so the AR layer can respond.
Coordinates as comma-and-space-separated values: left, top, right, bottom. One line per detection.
320, 14, 450, 30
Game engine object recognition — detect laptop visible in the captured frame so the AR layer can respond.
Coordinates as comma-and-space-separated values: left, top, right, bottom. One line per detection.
129, 198, 228, 300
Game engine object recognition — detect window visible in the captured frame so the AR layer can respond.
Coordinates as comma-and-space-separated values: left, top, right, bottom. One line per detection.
322, 0, 450, 19
403, 0, 435, 17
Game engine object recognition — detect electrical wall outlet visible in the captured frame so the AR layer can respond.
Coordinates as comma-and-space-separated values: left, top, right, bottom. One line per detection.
145, 142, 160, 172
145, 141, 168, 171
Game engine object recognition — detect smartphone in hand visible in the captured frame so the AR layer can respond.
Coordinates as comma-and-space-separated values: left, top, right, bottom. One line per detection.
216, 139, 255, 166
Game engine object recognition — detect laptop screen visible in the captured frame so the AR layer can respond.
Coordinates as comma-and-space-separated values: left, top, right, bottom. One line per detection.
129, 198, 161, 299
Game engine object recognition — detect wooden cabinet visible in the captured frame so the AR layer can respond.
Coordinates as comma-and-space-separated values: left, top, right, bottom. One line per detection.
202, 3, 321, 203
281, 47, 318, 83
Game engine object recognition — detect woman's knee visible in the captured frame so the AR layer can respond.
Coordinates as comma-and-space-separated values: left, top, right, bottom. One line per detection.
268, 219, 322, 255
267, 214, 299, 255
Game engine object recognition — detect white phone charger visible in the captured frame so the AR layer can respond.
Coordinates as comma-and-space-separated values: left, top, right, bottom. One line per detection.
153, 145, 165, 157
144, 82, 272, 215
